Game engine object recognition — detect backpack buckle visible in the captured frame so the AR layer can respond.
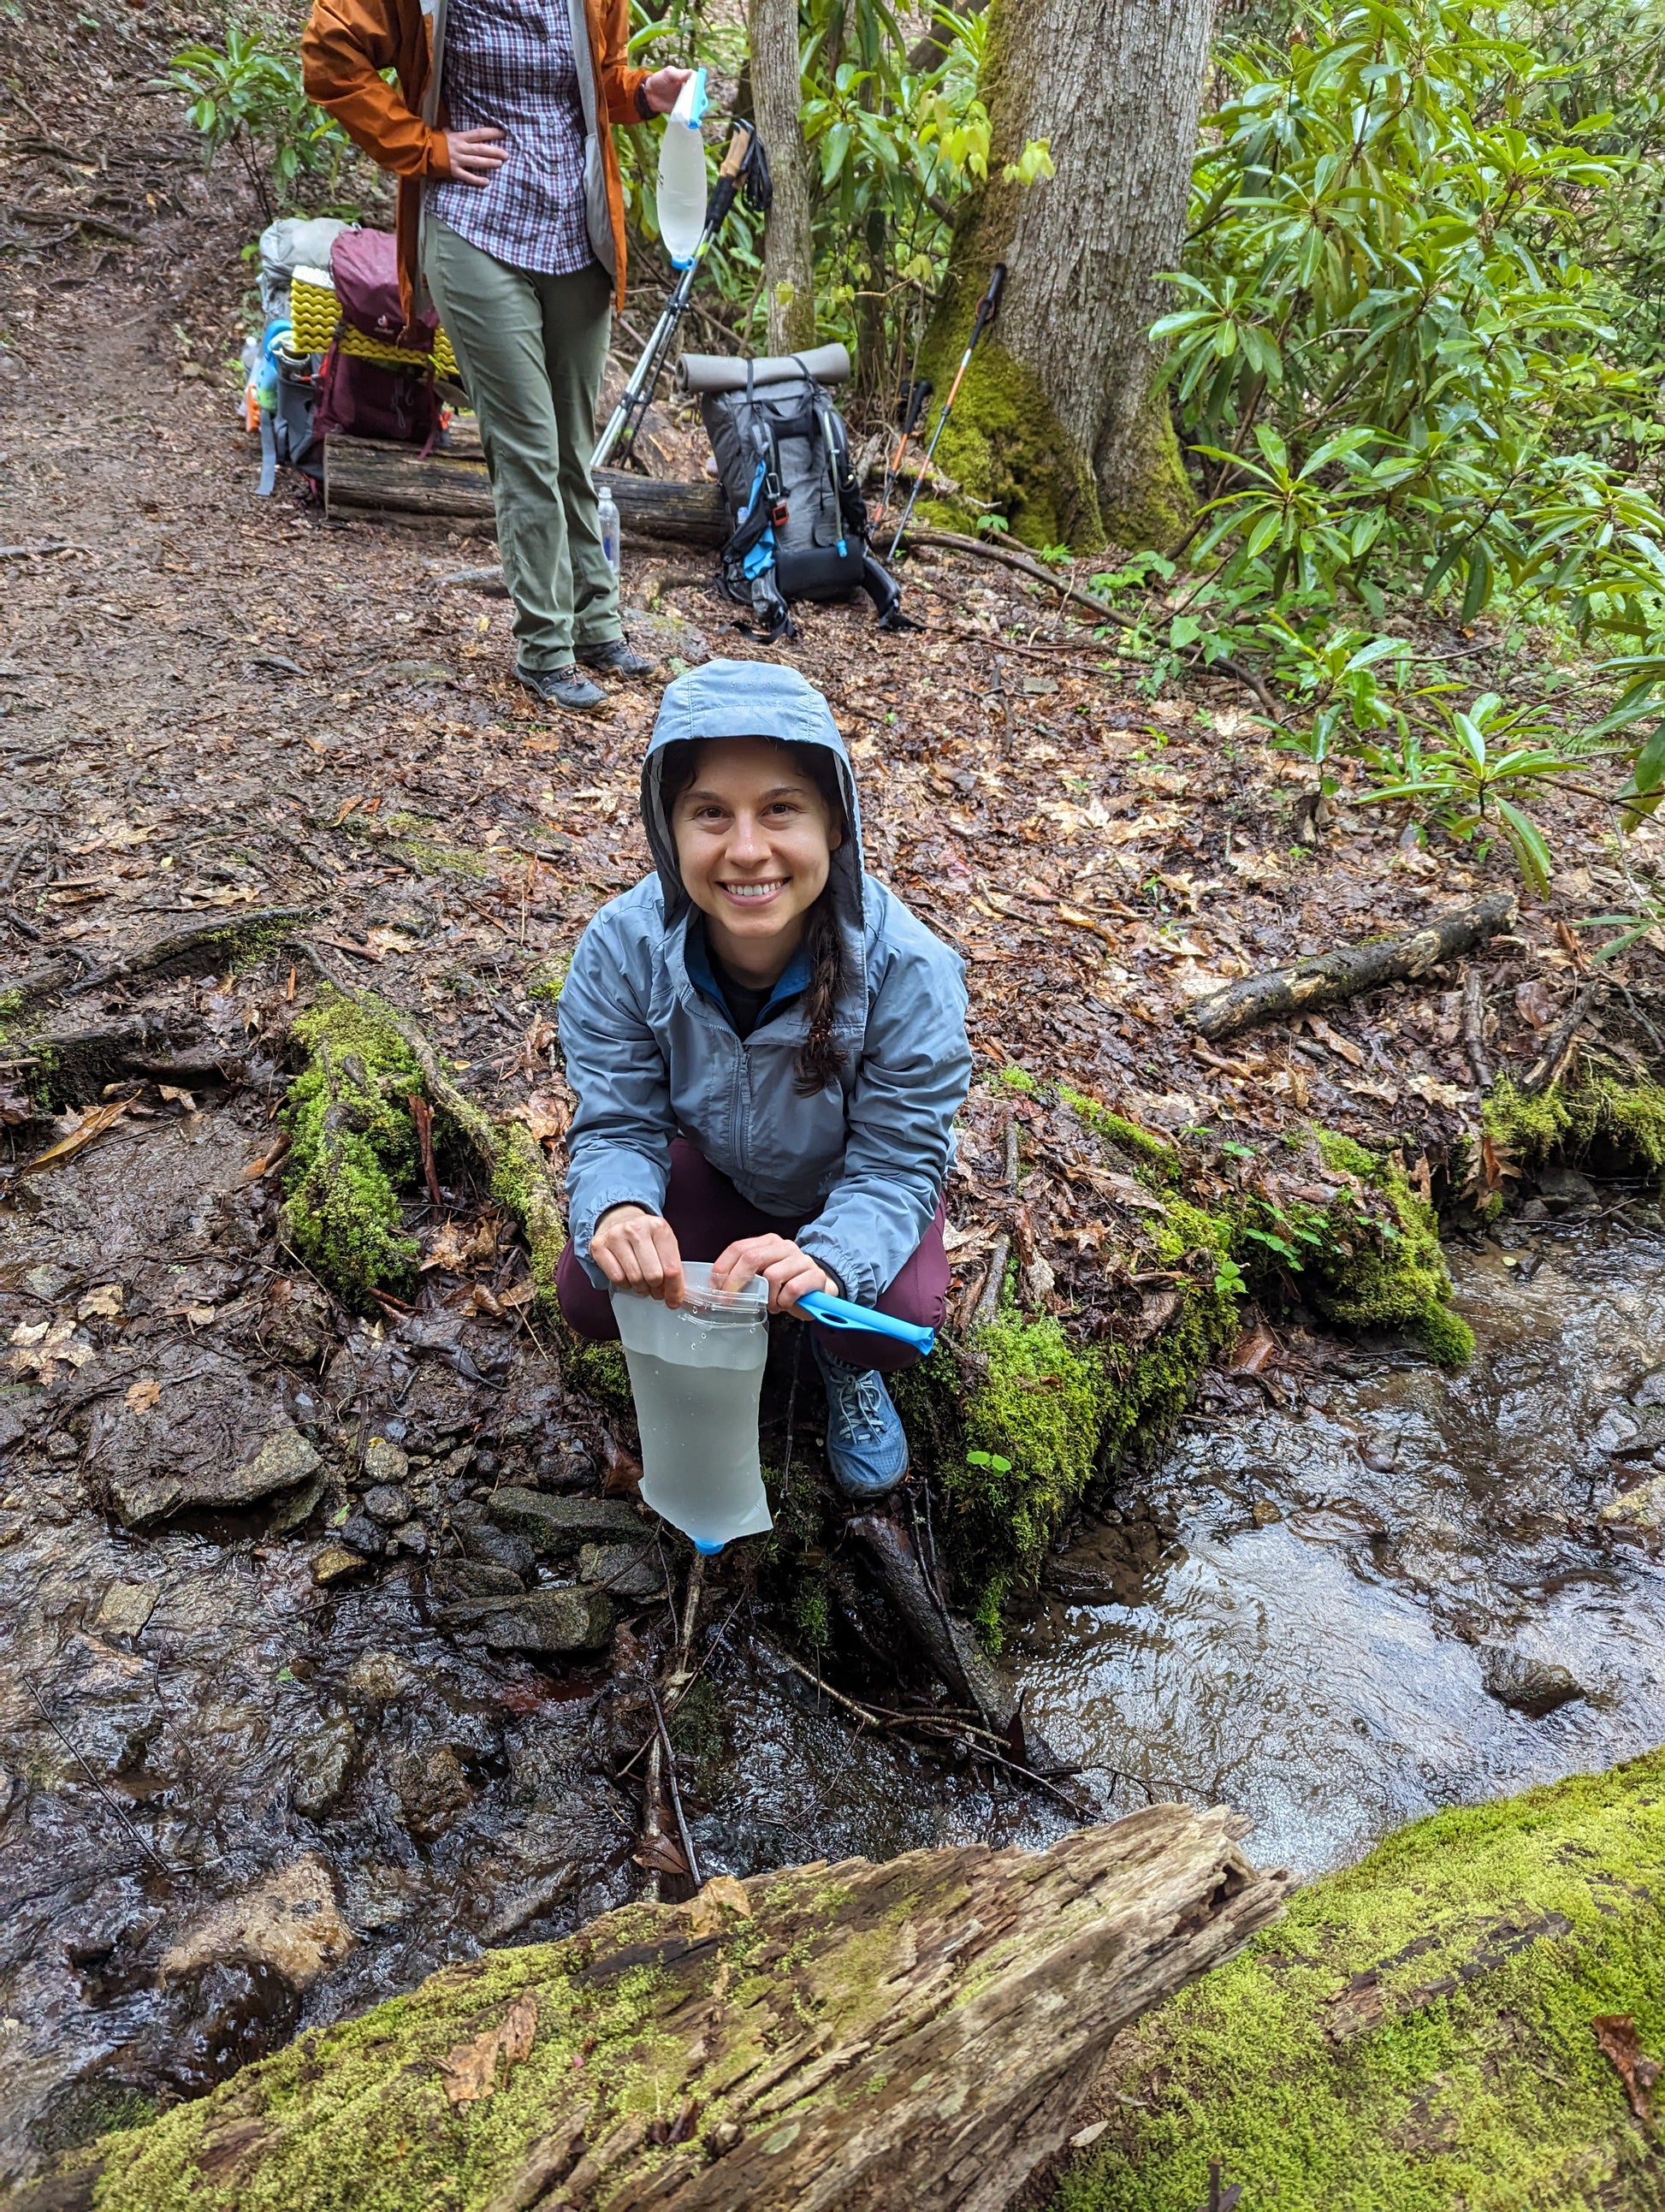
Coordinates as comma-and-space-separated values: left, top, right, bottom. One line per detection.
771, 500, 790, 527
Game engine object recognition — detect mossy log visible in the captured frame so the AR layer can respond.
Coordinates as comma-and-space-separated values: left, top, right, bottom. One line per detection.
1188, 892, 1518, 1041
1056, 1750, 1665, 2212
61, 1808, 1290, 2212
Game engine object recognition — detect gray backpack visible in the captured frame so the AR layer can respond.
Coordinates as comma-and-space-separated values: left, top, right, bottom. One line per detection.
701, 361, 902, 639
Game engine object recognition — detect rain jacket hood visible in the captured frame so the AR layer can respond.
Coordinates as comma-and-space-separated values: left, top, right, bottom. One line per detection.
560, 658, 970, 1306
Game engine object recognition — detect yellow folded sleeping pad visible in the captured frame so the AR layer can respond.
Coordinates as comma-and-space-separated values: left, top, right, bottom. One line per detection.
290, 269, 460, 383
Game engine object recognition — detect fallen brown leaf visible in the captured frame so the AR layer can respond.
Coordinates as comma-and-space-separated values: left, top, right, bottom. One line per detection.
21, 1099, 131, 1175
633, 1831, 690, 1877
125, 1377, 162, 1414
76, 1284, 123, 1319
1592, 2013, 1659, 2129
243, 1130, 293, 1183
1230, 1323, 1277, 1374
436, 1993, 539, 2107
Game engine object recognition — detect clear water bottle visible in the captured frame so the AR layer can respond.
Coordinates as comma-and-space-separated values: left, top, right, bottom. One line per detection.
596, 481, 621, 576
610, 1262, 773, 1553
656, 68, 708, 269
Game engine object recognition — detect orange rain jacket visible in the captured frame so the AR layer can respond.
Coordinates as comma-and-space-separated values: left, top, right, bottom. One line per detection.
300, 0, 651, 343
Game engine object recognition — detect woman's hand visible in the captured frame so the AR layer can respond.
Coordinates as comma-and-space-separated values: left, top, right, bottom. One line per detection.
712, 1235, 834, 1314
590, 1205, 685, 1306
641, 66, 694, 116
441, 126, 509, 184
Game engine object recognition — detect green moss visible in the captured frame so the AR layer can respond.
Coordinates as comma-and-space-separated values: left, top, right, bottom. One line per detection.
279, 995, 424, 1313
1487, 1074, 1665, 1177
910, 335, 1108, 554
1055, 1749, 1665, 2212
529, 952, 572, 1005
1056, 1085, 1182, 1179
1304, 1131, 1474, 1367
561, 1337, 633, 1418
486, 1118, 566, 1298
997, 1063, 1038, 1094
945, 1314, 1106, 1610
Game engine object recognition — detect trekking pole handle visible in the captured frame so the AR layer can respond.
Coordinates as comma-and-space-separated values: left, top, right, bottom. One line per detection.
796, 1290, 935, 1355
718, 119, 755, 180
969, 262, 1006, 350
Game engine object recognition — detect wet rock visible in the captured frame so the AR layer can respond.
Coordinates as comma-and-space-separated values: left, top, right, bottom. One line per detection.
488, 1488, 644, 1555
1635, 1367, 1665, 1410
395, 1741, 473, 1840
266, 1468, 327, 1535
1594, 1405, 1665, 1459
339, 1512, 385, 1557
263, 1276, 332, 1367
45, 1432, 80, 1464
312, 1542, 370, 1585
362, 1482, 412, 1526
389, 1519, 429, 1557
578, 1541, 667, 1600
292, 1721, 357, 1819
1592, 1408, 1641, 1455
92, 1581, 157, 1638
1535, 1165, 1597, 1213
160, 1853, 353, 1989
344, 1651, 419, 1703
1598, 1471, 1665, 1534
1480, 1650, 1585, 1717
166, 1959, 301, 2098
364, 1436, 409, 1486
109, 1419, 321, 1525
441, 1585, 614, 1653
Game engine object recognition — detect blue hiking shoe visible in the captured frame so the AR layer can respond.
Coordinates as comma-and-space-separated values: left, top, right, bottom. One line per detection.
814, 1338, 910, 1499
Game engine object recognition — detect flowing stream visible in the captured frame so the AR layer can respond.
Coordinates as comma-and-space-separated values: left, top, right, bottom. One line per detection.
3, 1110, 1663, 2173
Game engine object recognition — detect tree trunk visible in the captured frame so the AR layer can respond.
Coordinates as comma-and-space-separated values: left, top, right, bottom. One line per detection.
915, 0, 1212, 553
58, 1809, 1290, 2212
749, 0, 817, 354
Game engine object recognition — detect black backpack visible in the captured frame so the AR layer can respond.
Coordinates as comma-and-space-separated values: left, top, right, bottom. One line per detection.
702, 361, 904, 639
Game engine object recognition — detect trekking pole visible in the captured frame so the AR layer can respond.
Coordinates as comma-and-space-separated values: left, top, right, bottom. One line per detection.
875, 375, 933, 525
884, 262, 1006, 564
593, 120, 772, 474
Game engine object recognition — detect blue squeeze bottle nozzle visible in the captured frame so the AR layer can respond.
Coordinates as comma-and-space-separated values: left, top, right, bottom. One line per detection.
797, 1290, 935, 1355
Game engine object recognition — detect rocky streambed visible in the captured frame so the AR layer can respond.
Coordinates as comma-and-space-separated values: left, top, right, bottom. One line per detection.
3, 1088, 1664, 2185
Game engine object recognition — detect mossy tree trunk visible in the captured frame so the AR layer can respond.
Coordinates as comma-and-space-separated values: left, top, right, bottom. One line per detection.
750, 0, 817, 353
916, 0, 1212, 553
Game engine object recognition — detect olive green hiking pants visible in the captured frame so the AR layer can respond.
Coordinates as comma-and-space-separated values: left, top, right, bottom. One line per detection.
422, 217, 621, 671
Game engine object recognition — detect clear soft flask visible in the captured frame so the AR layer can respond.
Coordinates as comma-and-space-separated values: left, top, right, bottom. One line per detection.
610, 1261, 772, 1552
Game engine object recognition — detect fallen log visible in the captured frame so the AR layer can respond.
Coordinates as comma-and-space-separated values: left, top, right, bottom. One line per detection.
1187, 890, 1519, 1042
62, 1809, 1290, 2212
323, 436, 728, 545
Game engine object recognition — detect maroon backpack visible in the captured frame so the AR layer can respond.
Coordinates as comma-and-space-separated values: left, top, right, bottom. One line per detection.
312, 341, 443, 448
330, 227, 439, 351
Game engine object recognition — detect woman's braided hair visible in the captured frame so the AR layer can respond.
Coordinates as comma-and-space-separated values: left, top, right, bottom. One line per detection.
659, 738, 848, 1097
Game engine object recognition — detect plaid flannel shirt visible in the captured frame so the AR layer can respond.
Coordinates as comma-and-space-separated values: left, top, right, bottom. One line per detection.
428, 0, 595, 277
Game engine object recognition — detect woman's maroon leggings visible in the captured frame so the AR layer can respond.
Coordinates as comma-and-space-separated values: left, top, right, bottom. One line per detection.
556, 1139, 948, 1373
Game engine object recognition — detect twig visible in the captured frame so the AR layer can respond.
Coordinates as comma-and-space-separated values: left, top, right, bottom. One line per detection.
21, 1672, 173, 1876
898, 526, 1139, 629
1523, 977, 1605, 1094
646, 1681, 702, 1888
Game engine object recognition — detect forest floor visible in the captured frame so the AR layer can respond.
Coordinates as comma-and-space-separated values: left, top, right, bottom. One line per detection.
6, 0, 1665, 2190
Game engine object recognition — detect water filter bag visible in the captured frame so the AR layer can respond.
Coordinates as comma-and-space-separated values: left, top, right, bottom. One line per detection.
656, 68, 708, 269
610, 1260, 773, 1551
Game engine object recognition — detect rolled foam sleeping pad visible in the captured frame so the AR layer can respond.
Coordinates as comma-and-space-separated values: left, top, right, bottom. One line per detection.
674, 343, 852, 396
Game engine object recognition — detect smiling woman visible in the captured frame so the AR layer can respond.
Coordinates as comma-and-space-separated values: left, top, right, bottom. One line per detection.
554, 659, 972, 1500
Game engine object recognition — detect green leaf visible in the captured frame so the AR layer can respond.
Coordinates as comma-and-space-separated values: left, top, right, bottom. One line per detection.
1495, 794, 1554, 896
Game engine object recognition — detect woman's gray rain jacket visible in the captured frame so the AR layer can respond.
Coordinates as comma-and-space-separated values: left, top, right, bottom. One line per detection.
560, 658, 972, 1304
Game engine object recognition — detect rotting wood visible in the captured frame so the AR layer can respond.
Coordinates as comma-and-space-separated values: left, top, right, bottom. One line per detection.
1461, 964, 1493, 1091
64, 1809, 1291, 2212
845, 1515, 1077, 1788
323, 440, 728, 544
63, 907, 314, 998
1187, 891, 1519, 1042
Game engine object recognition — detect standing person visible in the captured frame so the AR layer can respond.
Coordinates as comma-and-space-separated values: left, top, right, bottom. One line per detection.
555, 658, 972, 1499
302, 0, 690, 712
